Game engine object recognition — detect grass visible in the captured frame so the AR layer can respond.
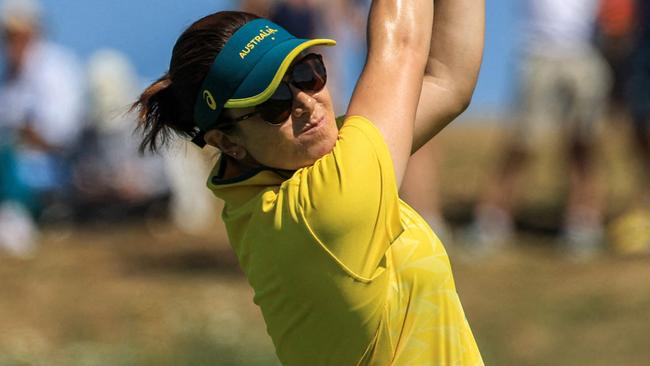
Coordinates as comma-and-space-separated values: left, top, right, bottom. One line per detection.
1, 120, 649, 365
452, 243, 650, 366
0, 225, 280, 366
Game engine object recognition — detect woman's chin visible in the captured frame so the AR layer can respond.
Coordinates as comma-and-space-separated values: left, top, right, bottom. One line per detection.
308, 133, 338, 160
262, 128, 338, 170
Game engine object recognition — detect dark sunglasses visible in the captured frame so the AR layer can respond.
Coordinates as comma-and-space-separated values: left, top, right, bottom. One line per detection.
221, 53, 327, 126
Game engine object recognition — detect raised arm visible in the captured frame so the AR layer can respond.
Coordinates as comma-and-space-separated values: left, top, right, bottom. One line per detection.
412, 0, 485, 152
346, 0, 434, 187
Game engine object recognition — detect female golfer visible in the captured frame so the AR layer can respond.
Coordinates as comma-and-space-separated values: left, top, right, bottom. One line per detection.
134, 0, 484, 364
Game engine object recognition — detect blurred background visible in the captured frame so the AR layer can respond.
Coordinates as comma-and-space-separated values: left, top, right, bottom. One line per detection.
1, 0, 649, 365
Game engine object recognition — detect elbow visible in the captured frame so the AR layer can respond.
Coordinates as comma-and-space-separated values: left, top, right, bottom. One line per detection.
454, 70, 481, 115
423, 72, 478, 119
458, 91, 473, 114
448, 88, 474, 119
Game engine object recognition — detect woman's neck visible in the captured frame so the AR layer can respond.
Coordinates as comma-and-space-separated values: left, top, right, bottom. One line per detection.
222, 155, 262, 179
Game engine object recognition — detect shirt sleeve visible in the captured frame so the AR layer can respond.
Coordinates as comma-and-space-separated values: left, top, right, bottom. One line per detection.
293, 115, 403, 281
27, 43, 85, 147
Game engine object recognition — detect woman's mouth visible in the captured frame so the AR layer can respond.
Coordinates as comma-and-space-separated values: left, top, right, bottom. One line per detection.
302, 116, 324, 134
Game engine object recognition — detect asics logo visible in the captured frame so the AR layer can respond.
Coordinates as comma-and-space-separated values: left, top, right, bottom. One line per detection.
203, 90, 217, 110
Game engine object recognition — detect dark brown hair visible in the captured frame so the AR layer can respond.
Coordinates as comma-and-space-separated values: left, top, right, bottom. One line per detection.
132, 11, 260, 153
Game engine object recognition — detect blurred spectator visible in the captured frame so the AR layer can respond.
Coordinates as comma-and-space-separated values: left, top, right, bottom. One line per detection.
0, 0, 84, 256
268, 0, 319, 39
608, 0, 650, 255
466, 0, 612, 259
596, 0, 637, 110
240, 0, 270, 17
71, 49, 169, 223
322, 0, 368, 113
623, 0, 650, 198
164, 141, 222, 236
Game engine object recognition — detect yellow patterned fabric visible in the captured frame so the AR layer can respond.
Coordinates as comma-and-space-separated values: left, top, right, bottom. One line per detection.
208, 116, 483, 365
364, 204, 484, 365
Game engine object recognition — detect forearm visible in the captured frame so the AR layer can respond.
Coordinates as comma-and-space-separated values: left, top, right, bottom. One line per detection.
412, 0, 485, 152
348, 0, 433, 186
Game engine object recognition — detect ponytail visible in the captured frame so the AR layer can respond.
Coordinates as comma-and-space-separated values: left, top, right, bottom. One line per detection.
133, 11, 260, 153
132, 74, 192, 153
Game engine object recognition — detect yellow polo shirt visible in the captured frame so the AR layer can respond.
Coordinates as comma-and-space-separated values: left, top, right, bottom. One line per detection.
208, 115, 483, 365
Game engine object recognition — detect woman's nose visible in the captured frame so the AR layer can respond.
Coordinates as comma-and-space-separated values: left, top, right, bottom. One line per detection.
290, 84, 316, 118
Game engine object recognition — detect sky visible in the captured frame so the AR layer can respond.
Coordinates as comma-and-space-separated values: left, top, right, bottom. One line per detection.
6, 0, 520, 117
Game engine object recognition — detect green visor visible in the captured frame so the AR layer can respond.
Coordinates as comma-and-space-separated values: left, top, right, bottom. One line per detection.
193, 18, 336, 138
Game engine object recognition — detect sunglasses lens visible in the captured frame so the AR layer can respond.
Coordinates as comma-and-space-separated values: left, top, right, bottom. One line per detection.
291, 54, 326, 93
252, 55, 326, 125
257, 82, 293, 124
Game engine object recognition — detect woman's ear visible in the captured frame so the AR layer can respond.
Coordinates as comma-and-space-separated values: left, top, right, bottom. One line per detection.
204, 129, 248, 160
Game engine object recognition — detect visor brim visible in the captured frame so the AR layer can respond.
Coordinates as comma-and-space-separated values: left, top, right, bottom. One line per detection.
224, 38, 336, 108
